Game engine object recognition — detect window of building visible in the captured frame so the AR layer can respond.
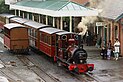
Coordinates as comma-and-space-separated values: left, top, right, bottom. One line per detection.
34, 13, 39, 22
48, 16, 53, 26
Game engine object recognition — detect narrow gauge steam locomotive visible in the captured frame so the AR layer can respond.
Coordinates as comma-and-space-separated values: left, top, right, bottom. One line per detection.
1, 14, 94, 73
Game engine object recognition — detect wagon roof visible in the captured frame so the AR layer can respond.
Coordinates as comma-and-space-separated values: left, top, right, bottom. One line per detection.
39, 27, 63, 34
10, 17, 29, 24
24, 20, 50, 29
0, 14, 16, 18
56, 31, 73, 35
4, 23, 25, 29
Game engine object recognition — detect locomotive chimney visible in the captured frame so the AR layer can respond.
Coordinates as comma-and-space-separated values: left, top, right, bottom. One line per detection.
78, 35, 83, 49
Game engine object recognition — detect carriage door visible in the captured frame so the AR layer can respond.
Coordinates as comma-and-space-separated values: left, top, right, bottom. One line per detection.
29, 28, 35, 47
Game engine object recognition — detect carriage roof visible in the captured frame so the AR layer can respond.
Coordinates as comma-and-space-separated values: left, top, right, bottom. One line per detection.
24, 20, 50, 29
0, 14, 16, 18
4, 23, 25, 29
10, 17, 29, 24
39, 27, 63, 34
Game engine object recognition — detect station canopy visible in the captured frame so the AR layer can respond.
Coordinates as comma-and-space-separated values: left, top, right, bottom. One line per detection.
10, 0, 98, 17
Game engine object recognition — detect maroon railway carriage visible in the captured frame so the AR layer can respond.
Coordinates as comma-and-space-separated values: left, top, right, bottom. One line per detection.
4, 23, 29, 53
23, 20, 50, 50
39, 27, 64, 57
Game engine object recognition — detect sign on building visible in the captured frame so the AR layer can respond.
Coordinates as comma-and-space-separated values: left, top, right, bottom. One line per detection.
96, 22, 104, 26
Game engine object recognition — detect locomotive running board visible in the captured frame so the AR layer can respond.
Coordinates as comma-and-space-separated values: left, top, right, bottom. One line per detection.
55, 56, 70, 65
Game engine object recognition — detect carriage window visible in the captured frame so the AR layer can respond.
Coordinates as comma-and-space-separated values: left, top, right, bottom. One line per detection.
52, 35, 55, 45
46, 35, 48, 43
47, 36, 51, 45
40, 32, 42, 40
41, 33, 44, 41
44, 35, 46, 42
28, 29, 30, 36
33, 30, 36, 37
47, 35, 49, 44
32, 29, 34, 36
49, 36, 51, 45
30, 28, 33, 36
35, 31, 37, 37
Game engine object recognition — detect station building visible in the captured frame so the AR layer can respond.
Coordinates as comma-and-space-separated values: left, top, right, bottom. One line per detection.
88, 0, 123, 56
5, 0, 98, 33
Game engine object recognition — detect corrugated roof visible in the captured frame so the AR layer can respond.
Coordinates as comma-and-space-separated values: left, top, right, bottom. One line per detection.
15, 0, 90, 11
10, 0, 98, 17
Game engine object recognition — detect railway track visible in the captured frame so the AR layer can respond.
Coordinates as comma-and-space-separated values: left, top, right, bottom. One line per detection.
63, 67, 100, 82
0, 57, 26, 82
21, 51, 100, 82
17, 55, 61, 82
0, 49, 100, 82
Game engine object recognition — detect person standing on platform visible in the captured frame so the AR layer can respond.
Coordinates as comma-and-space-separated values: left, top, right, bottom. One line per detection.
107, 40, 112, 60
114, 38, 120, 60
100, 46, 107, 59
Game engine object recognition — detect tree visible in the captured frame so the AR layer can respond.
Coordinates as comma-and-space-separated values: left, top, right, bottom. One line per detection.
0, 0, 10, 14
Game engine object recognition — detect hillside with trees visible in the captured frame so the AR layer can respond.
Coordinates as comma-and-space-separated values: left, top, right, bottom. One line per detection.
0, 0, 10, 13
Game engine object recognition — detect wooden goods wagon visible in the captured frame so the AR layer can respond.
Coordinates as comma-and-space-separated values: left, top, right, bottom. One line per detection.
4, 23, 29, 53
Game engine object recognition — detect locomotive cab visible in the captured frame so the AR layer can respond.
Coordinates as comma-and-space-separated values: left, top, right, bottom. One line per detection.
55, 32, 78, 61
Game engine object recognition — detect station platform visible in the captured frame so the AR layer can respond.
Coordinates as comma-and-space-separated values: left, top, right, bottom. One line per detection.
83, 45, 123, 82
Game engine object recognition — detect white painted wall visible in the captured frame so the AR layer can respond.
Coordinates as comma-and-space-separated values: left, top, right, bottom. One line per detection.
5, 0, 17, 5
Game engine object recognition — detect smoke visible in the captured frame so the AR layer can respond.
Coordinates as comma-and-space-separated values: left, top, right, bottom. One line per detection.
76, 16, 98, 36
75, 0, 106, 36
89, 0, 105, 8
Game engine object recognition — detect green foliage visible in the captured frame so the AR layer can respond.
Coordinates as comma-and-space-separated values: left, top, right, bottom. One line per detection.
0, 0, 10, 13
